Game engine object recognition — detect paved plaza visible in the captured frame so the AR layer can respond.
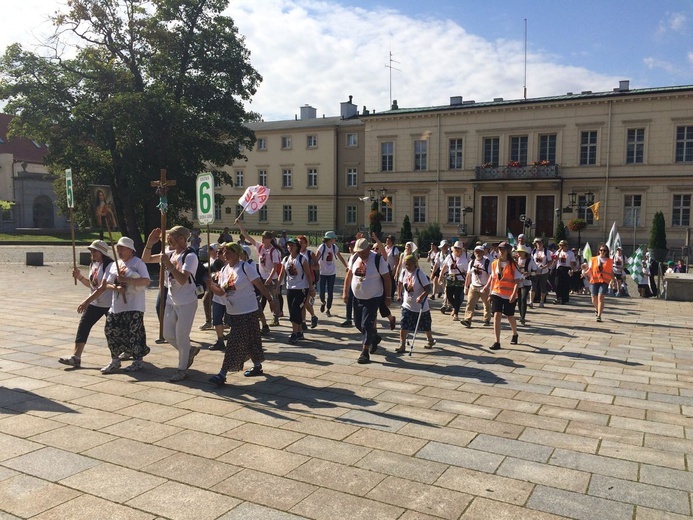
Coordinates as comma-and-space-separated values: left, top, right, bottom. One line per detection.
1, 246, 692, 519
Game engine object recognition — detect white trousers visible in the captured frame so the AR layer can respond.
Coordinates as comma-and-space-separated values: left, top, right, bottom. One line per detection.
164, 299, 198, 370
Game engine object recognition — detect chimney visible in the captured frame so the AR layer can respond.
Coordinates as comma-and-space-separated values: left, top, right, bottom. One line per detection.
391, 99, 398, 110
340, 95, 358, 119
450, 96, 463, 106
619, 80, 630, 92
300, 104, 317, 120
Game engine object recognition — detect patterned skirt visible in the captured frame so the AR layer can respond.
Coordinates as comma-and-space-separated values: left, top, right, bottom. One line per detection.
104, 311, 147, 358
222, 311, 264, 372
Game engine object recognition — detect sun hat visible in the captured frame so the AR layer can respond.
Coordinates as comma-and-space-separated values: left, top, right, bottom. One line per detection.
224, 243, 243, 255
474, 245, 484, 252
439, 239, 449, 247
324, 231, 337, 240
168, 225, 191, 240
286, 237, 299, 246
241, 245, 252, 258
87, 240, 109, 256
116, 237, 136, 251
518, 234, 526, 240
405, 241, 418, 253
354, 238, 370, 252
261, 230, 274, 239
515, 244, 531, 254
452, 241, 464, 249
558, 240, 568, 246
533, 237, 543, 243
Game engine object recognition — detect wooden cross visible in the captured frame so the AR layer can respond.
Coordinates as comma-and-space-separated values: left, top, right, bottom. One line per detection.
151, 169, 176, 343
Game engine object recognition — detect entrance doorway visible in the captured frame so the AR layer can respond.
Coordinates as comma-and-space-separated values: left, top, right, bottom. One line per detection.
535, 195, 555, 238
506, 196, 526, 237
480, 196, 498, 236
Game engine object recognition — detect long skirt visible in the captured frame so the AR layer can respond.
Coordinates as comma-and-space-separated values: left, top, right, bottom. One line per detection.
222, 311, 264, 372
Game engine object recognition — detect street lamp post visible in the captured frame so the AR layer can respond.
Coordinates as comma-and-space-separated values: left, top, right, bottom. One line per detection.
458, 206, 473, 236
567, 190, 594, 256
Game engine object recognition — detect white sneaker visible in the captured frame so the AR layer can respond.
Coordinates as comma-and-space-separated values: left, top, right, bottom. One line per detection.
424, 339, 437, 349
123, 360, 144, 372
100, 359, 121, 374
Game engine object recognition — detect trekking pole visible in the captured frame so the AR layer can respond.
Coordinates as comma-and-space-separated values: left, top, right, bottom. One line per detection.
408, 295, 428, 357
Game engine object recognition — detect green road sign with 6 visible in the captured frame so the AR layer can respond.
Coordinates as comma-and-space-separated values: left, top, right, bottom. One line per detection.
196, 172, 215, 225
65, 169, 74, 209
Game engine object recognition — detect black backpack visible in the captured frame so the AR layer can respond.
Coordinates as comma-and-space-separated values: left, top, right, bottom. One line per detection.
180, 247, 208, 298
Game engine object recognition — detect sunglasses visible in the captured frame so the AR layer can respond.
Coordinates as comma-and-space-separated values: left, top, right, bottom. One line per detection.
599, 249, 607, 252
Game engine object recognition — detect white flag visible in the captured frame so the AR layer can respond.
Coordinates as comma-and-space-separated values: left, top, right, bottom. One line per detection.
238, 185, 270, 215
613, 232, 622, 254
606, 222, 617, 253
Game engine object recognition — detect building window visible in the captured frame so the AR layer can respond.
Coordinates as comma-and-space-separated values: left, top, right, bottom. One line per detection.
235, 204, 244, 221
282, 169, 292, 188
346, 205, 357, 225
346, 167, 357, 187
214, 202, 222, 221
381, 141, 394, 172
414, 140, 427, 170
346, 133, 358, 147
626, 128, 645, 164
510, 136, 528, 165
283, 205, 292, 222
1, 206, 14, 221
539, 134, 557, 163
258, 170, 267, 186
258, 206, 268, 222
281, 136, 292, 149
308, 205, 318, 223
257, 137, 267, 151
580, 131, 598, 165
413, 196, 426, 223
623, 194, 642, 227
448, 196, 461, 223
578, 195, 594, 225
214, 177, 222, 189
307, 135, 317, 148
483, 137, 499, 166
380, 196, 393, 222
673, 194, 691, 226
235, 170, 244, 188
449, 138, 463, 170
307, 168, 318, 188
675, 126, 693, 162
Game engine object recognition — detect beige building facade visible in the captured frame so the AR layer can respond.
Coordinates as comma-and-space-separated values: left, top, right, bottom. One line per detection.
362, 82, 693, 251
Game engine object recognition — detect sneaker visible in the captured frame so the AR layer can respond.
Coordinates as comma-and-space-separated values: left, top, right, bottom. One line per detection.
483, 320, 491, 326
261, 325, 271, 335
596, 315, 602, 322
340, 320, 353, 327
490, 342, 501, 350
209, 373, 226, 386
270, 317, 280, 326
58, 356, 81, 368
302, 322, 308, 331
539, 302, 545, 308
187, 346, 201, 369
395, 344, 407, 354
461, 319, 472, 328
100, 359, 121, 374
199, 321, 213, 330
288, 333, 298, 344
424, 339, 437, 349
370, 334, 382, 354
119, 351, 132, 361
310, 315, 318, 328
326, 309, 332, 317
244, 366, 264, 377
123, 360, 144, 372
209, 339, 225, 351
388, 315, 396, 330
320, 302, 326, 313
510, 334, 519, 345
357, 350, 370, 364
170, 369, 187, 382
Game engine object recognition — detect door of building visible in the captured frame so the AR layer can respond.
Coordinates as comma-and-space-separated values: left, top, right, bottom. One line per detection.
480, 196, 498, 236
506, 196, 526, 237
535, 195, 555, 238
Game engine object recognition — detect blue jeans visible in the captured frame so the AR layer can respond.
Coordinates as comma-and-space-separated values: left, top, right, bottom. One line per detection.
354, 296, 380, 348
319, 274, 336, 310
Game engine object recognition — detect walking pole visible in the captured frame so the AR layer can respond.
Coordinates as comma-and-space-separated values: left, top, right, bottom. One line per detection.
408, 295, 428, 357
70, 207, 77, 285
103, 215, 127, 304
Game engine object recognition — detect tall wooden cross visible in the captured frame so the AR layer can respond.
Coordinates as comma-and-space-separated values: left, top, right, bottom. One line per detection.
151, 169, 176, 343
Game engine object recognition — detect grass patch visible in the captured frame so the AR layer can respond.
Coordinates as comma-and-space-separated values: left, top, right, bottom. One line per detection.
0, 231, 128, 243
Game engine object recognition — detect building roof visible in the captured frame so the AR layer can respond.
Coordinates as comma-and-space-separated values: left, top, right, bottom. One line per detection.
0, 114, 48, 164
367, 84, 693, 117
247, 115, 350, 132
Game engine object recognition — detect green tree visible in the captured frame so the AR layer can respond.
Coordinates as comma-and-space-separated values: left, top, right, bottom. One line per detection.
400, 215, 413, 242
554, 218, 567, 244
418, 222, 443, 253
0, 0, 261, 250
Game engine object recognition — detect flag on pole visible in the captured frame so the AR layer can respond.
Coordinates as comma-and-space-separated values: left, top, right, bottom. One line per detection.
613, 232, 622, 254
382, 196, 393, 209
507, 229, 516, 246
583, 242, 592, 264
626, 245, 645, 284
238, 185, 270, 215
588, 201, 601, 220
606, 222, 617, 253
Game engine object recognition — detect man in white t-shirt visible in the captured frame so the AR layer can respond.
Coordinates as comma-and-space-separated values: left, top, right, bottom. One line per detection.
342, 238, 391, 364
143, 225, 200, 382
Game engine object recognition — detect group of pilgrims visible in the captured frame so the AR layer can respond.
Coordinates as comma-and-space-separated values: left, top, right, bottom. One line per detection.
60, 224, 619, 384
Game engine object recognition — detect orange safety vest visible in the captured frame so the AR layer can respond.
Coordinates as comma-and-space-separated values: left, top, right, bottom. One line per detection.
589, 257, 613, 284
491, 260, 518, 298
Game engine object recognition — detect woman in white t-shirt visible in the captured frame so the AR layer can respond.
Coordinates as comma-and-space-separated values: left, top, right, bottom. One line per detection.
437, 241, 469, 321
316, 231, 347, 317
396, 255, 435, 353
279, 238, 315, 344
208, 243, 278, 385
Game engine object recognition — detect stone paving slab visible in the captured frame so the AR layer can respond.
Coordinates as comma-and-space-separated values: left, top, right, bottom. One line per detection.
2, 254, 693, 519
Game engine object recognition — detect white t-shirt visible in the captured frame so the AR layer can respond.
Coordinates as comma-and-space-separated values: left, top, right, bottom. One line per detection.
223, 261, 260, 315
516, 255, 538, 287
612, 253, 624, 274
106, 256, 149, 313
350, 252, 390, 300
283, 254, 310, 290
257, 244, 281, 280
317, 243, 339, 276
532, 247, 550, 274
467, 256, 491, 288
401, 268, 430, 313
435, 250, 449, 270
555, 249, 576, 268
165, 249, 199, 305
88, 261, 113, 308
385, 245, 400, 272
444, 254, 469, 281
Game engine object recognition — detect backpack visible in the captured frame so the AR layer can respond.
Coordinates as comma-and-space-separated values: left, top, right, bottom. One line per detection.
241, 260, 262, 297
350, 252, 385, 286
180, 247, 208, 298
283, 253, 306, 280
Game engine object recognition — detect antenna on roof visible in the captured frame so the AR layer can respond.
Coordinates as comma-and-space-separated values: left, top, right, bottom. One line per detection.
523, 18, 528, 100
385, 49, 401, 108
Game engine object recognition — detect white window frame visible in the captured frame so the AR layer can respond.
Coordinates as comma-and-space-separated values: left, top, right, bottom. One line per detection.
449, 138, 463, 170
414, 139, 428, 171
626, 128, 645, 164
675, 126, 693, 163
307, 135, 317, 148
281, 136, 292, 150
346, 167, 357, 188
346, 205, 357, 225
346, 133, 358, 147
623, 194, 642, 227
283, 205, 292, 223
381, 141, 394, 172
258, 169, 267, 187
235, 170, 244, 188
307, 168, 318, 188
580, 130, 598, 165
282, 168, 292, 188
257, 137, 267, 151
413, 196, 426, 223
672, 194, 691, 226
258, 206, 268, 222
448, 196, 461, 224
308, 205, 318, 223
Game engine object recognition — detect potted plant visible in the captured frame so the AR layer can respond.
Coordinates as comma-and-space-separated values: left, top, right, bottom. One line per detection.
648, 211, 668, 262
369, 201, 384, 237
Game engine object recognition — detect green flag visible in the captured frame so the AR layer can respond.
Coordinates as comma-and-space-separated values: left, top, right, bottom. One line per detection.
583, 242, 592, 264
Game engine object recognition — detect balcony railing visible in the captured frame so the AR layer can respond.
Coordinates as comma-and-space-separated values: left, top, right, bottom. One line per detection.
474, 164, 559, 180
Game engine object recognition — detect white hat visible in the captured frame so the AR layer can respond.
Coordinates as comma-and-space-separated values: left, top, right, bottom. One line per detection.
474, 245, 484, 252
518, 234, 526, 240
515, 244, 532, 254
87, 240, 109, 256
439, 239, 449, 247
405, 241, 418, 253
452, 241, 464, 249
241, 245, 252, 258
116, 237, 136, 251
354, 238, 370, 252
